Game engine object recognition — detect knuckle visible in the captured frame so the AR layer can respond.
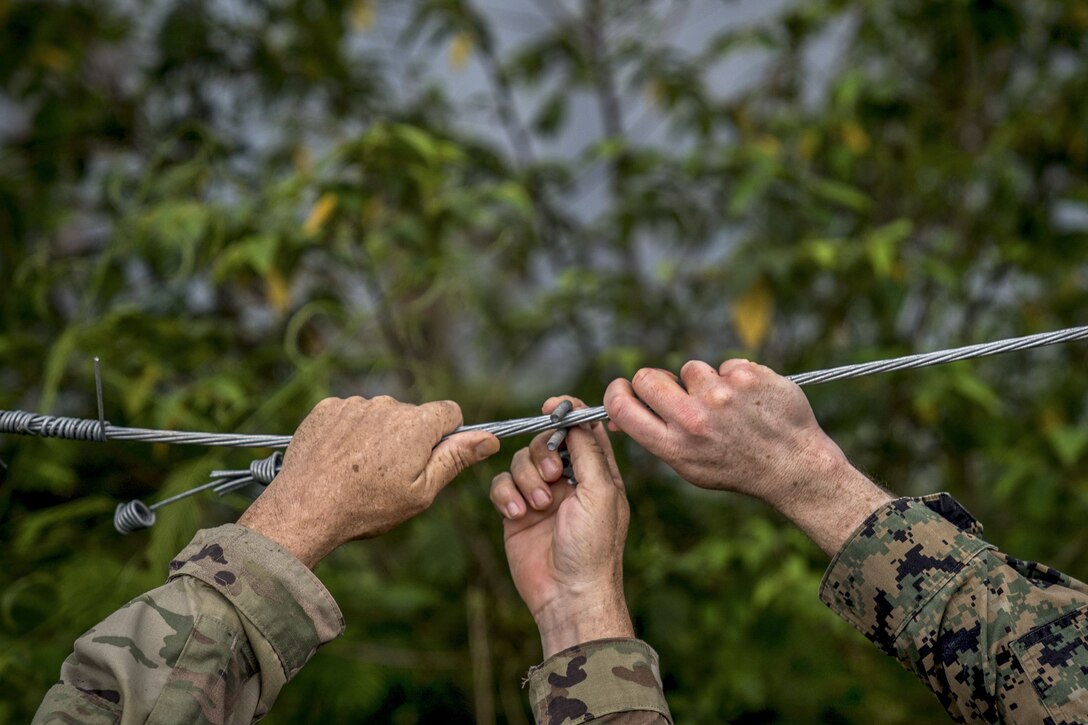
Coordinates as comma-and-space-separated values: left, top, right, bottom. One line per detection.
707, 385, 734, 407
606, 394, 631, 421
631, 367, 653, 388
449, 449, 471, 475
680, 359, 702, 376
490, 473, 511, 498
441, 399, 463, 419
511, 450, 535, 481
372, 395, 397, 406
725, 365, 759, 389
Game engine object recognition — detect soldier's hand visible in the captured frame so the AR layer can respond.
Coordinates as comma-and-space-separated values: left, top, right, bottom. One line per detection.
490, 397, 633, 658
239, 396, 500, 568
604, 360, 893, 555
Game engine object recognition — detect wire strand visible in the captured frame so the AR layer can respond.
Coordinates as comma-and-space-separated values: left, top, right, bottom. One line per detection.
3, 325, 1087, 450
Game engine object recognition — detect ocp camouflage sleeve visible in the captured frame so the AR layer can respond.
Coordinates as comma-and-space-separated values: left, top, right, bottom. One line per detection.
820, 493, 1088, 724
527, 638, 672, 725
32, 523, 345, 724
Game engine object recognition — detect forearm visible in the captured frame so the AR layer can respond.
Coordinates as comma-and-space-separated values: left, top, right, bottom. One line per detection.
34, 525, 344, 724
766, 436, 894, 557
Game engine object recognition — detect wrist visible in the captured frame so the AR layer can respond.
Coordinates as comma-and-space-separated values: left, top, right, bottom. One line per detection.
237, 497, 333, 570
770, 435, 894, 557
534, 589, 634, 659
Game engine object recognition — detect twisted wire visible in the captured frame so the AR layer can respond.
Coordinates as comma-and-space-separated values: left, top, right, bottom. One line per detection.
0, 409, 108, 442
3, 326, 1087, 453
9, 324, 1088, 534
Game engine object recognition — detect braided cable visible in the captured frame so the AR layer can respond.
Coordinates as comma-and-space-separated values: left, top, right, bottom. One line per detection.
2, 325, 1086, 450
1, 324, 1085, 534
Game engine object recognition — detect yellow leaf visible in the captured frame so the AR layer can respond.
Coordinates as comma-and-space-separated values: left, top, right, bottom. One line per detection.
732, 279, 774, 349
644, 79, 667, 107
38, 45, 71, 71
266, 268, 291, 313
1073, 5, 1088, 29
752, 135, 781, 158
292, 143, 312, 172
797, 129, 820, 161
841, 122, 871, 155
351, 0, 376, 31
449, 32, 472, 71
362, 196, 385, 223
303, 193, 338, 235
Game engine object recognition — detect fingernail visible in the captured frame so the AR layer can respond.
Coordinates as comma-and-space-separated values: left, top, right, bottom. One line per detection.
505, 502, 522, 519
476, 438, 499, 458
531, 489, 551, 509
540, 458, 560, 479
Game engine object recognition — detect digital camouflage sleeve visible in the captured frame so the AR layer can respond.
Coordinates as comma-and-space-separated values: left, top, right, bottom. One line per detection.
821, 493, 1088, 724
32, 523, 344, 724
526, 638, 673, 724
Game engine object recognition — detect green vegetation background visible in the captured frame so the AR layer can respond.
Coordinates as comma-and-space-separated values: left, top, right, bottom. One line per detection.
1, 1, 1086, 722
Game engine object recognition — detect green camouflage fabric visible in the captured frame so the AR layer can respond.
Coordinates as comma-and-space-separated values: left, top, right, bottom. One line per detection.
527, 638, 672, 724
821, 493, 1088, 724
33, 524, 345, 724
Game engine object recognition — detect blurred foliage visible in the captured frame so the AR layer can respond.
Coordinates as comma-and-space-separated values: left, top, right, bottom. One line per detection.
1, 0, 1087, 722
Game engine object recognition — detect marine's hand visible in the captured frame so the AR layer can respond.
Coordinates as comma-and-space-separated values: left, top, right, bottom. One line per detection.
239, 396, 500, 568
490, 397, 633, 658
604, 361, 892, 555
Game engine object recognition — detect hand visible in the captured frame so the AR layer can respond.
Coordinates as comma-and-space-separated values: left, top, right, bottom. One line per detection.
604, 360, 893, 555
239, 395, 500, 568
489, 397, 633, 658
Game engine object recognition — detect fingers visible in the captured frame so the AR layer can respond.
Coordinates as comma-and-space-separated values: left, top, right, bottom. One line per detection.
718, 358, 753, 377
680, 360, 719, 393
490, 470, 574, 522
603, 377, 669, 455
565, 426, 623, 492
537, 395, 583, 475
511, 446, 554, 511
529, 431, 564, 482
419, 429, 499, 498
629, 368, 690, 421
587, 421, 623, 483
417, 399, 465, 442
490, 471, 526, 520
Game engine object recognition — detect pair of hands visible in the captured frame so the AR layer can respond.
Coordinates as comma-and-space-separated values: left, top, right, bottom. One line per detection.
238, 390, 633, 658
240, 361, 890, 657
485, 361, 890, 655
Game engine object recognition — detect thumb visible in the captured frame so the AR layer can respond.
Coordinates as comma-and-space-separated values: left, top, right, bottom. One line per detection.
421, 430, 501, 497
565, 427, 619, 495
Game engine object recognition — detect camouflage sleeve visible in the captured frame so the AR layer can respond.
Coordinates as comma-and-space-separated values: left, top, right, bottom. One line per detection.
33, 523, 345, 724
820, 493, 1088, 724
527, 638, 673, 725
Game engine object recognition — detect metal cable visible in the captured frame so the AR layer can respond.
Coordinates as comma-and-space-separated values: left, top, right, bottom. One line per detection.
3, 325, 1087, 449
1, 324, 1085, 533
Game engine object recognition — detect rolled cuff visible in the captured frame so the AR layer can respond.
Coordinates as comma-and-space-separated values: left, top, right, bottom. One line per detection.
167, 523, 345, 678
528, 638, 672, 724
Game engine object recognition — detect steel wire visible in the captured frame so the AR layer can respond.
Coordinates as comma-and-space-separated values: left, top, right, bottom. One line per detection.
2, 324, 1086, 534
3, 325, 1087, 449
